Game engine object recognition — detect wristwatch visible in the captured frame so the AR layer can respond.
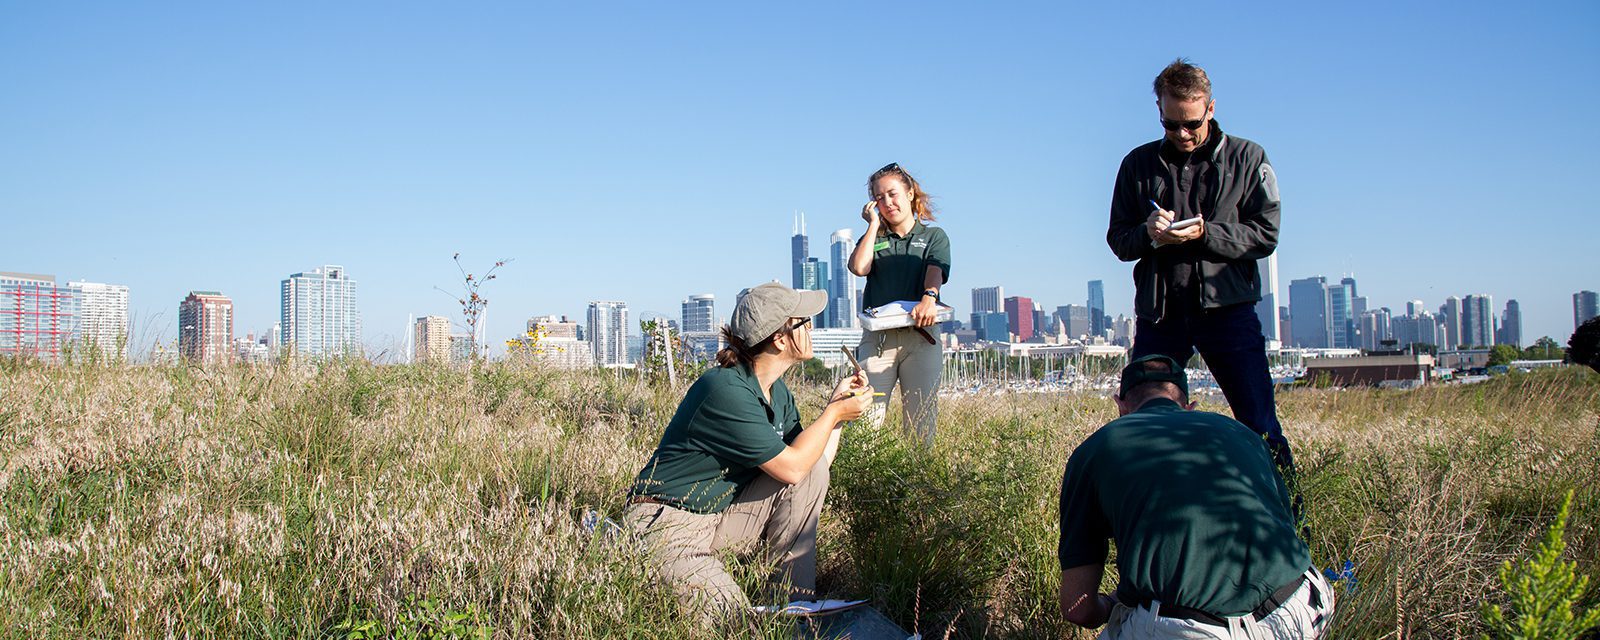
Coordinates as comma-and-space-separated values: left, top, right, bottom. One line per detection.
923, 288, 940, 301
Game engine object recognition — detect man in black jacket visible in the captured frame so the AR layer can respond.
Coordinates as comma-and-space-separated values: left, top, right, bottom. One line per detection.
1105, 58, 1295, 476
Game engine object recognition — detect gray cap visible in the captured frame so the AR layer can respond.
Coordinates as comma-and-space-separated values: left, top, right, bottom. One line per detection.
729, 282, 827, 345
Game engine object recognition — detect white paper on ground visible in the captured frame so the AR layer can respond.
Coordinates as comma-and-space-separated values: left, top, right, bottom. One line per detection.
750, 599, 867, 615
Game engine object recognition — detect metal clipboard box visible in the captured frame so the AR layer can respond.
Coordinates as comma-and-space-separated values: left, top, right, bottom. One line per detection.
857, 301, 955, 331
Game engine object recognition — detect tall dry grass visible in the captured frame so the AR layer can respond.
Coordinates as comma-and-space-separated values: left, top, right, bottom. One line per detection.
0, 358, 1595, 638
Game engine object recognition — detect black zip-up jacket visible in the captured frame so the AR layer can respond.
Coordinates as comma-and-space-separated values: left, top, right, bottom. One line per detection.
1106, 121, 1280, 322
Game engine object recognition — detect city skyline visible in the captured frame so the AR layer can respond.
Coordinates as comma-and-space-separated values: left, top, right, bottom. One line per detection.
4, 4, 1596, 353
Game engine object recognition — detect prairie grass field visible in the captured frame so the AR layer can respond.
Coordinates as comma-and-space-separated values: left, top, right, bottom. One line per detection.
1, 358, 1596, 639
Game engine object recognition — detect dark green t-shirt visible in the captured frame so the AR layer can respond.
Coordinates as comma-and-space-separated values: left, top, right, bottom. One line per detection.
1057, 399, 1308, 616
629, 364, 801, 514
861, 221, 952, 311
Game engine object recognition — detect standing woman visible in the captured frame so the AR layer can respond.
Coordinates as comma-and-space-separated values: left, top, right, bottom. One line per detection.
625, 282, 872, 617
849, 163, 951, 445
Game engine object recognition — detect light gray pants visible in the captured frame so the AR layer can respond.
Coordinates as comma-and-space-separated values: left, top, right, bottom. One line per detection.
1099, 569, 1335, 639
624, 458, 830, 614
857, 326, 943, 445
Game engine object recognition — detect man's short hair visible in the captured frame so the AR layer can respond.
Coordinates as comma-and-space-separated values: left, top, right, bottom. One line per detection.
1117, 354, 1189, 403
1153, 58, 1211, 103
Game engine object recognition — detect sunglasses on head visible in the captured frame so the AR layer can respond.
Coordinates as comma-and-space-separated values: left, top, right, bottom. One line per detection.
877, 162, 902, 174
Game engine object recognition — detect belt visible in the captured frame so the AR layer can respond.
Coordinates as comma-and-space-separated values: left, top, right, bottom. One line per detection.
628, 495, 665, 506
1122, 571, 1313, 627
879, 326, 937, 345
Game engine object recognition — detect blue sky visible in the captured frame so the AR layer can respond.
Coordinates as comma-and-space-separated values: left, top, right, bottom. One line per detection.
3, 1, 1596, 357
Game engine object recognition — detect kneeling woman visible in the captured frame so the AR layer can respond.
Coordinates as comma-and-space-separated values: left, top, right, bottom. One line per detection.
625, 282, 871, 614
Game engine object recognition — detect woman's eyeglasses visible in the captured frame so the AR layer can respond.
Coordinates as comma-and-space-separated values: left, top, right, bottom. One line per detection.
790, 318, 812, 331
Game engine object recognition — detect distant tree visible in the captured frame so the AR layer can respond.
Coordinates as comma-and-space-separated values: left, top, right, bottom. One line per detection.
1488, 344, 1521, 367
1524, 337, 1565, 361
796, 357, 833, 384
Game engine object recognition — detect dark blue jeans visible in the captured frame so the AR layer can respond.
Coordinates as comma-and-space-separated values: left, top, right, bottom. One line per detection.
1130, 302, 1297, 475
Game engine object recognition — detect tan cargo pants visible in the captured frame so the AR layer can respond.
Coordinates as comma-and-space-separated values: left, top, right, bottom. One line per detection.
623, 458, 830, 615
857, 326, 943, 445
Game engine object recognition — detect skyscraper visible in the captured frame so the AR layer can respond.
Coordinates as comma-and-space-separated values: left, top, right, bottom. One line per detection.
1087, 280, 1106, 337
588, 300, 629, 366
972, 286, 1003, 314
0, 272, 81, 363
680, 294, 716, 333
73, 281, 129, 359
791, 211, 809, 290
1288, 276, 1330, 348
1439, 297, 1463, 350
1056, 304, 1091, 339
413, 315, 451, 363
799, 257, 830, 326
1004, 295, 1034, 341
1357, 308, 1391, 352
1576, 291, 1599, 331
1462, 294, 1495, 348
178, 291, 233, 364
829, 229, 858, 328
280, 265, 361, 359
1032, 303, 1048, 340
1328, 279, 1353, 348
1497, 300, 1522, 348
1255, 255, 1280, 345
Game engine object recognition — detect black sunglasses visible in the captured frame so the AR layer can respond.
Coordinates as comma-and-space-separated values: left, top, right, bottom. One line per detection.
877, 162, 901, 174
1160, 116, 1207, 132
1159, 102, 1212, 132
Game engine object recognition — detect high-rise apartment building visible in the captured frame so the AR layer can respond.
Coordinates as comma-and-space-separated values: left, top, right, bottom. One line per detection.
1439, 297, 1463, 350
588, 300, 629, 366
1576, 291, 1599, 331
1462, 294, 1495, 348
1087, 280, 1106, 337
178, 291, 233, 364
1328, 279, 1354, 349
829, 229, 858, 328
1357, 308, 1391, 352
1255, 255, 1280, 345
1288, 277, 1330, 348
791, 212, 809, 290
1004, 296, 1034, 341
73, 281, 129, 359
413, 315, 451, 364
681, 294, 716, 333
972, 286, 1004, 314
1497, 300, 1522, 348
280, 265, 361, 359
0, 272, 81, 362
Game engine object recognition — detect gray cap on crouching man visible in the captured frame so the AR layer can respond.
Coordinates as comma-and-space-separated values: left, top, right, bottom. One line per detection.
1055, 354, 1334, 636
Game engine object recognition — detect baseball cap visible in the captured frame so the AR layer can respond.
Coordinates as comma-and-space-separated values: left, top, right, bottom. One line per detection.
729, 282, 827, 345
1118, 354, 1189, 398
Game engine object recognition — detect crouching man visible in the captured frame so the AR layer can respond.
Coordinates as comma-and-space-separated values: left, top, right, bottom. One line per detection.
1058, 354, 1334, 638
625, 282, 872, 619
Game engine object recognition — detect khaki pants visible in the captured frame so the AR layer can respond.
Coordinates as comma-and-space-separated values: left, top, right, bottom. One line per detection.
857, 327, 943, 445
1100, 569, 1336, 640
624, 458, 830, 615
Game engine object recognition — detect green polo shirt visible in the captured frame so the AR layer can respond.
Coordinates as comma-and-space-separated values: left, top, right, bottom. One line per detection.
629, 364, 802, 514
1058, 399, 1308, 616
862, 221, 952, 310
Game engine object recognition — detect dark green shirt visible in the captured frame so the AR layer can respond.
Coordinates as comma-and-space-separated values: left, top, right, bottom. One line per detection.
861, 221, 952, 311
629, 364, 801, 514
1057, 399, 1308, 616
